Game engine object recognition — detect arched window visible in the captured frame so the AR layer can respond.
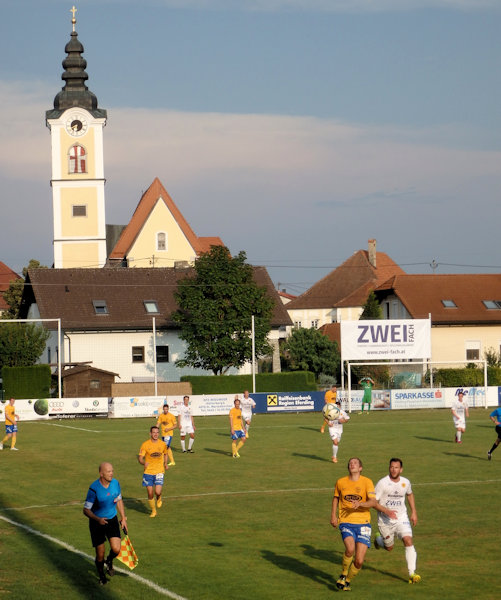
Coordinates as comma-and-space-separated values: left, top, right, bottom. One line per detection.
157, 232, 167, 251
68, 144, 87, 174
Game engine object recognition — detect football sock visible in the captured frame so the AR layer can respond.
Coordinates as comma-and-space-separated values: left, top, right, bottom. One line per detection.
11, 434, 16, 447
375, 534, 384, 548
456, 431, 462, 442
1, 435, 8, 445
347, 562, 361, 581
236, 440, 244, 451
181, 439, 186, 451
95, 559, 106, 578
341, 553, 352, 575
232, 441, 237, 455
405, 545, 417, 575
332, 445, 338, 458
188, 438, 194, 450
489, 441, 499, 453
167, 448, 174, 462
148, 498, 156, 513
106, 549, 118, 563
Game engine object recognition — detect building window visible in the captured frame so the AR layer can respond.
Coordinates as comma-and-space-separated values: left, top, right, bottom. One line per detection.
90, 380, 101, 389
92, 300, 108, 315
311, 319, 319, 328
132, 346, 145, 363
68, 144, 87, 174
483, 300, 501, 309
156, 346, 169, 362
144, 301, 159, 313
442, 300, 457, 308
465, 341, 480, 361
72, 205, 87, 217
157, 232, 167, 251
294, 321, 302, 328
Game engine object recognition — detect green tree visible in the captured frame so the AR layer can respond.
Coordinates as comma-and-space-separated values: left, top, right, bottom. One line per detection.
2, 259, 48, 319
360, 290, 383, 320
283, 327, 340, 379
173, 246, 274, 375
484, 347, 501, 367
0, 322, 50, 368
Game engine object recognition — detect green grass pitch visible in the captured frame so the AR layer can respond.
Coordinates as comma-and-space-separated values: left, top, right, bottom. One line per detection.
0, 408, 499, 599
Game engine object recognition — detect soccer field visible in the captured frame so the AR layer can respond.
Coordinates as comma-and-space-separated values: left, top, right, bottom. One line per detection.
0, 408, 498, 599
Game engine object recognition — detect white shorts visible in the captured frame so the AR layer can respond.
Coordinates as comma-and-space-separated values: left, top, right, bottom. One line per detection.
180, 424, 194, 436
378, 517, 412, 547
242, 413, 252, 423
453, 418, 466, 429
329, 427, 343, 442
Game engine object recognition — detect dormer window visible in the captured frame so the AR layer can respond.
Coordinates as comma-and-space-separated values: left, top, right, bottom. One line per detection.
69, 144, 87, 174
442, 300, 457, 308
92, 300, 108, 315
157, 232, 167, 251
144, 300, 159, 314
483, 300, 501, 310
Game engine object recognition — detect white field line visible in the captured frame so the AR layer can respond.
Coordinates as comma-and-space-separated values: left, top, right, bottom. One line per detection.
0, 513, 188, 599
2, 478, 501, 514
42, 422, 101, 433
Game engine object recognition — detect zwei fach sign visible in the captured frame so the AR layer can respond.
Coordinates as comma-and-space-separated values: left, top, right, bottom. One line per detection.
341, 319, 431, 361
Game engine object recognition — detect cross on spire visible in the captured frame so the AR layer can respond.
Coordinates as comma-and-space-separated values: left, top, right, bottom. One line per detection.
71, 6, 77, 32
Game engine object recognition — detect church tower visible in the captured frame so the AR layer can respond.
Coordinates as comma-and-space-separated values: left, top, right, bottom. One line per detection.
46, 7, 107, 268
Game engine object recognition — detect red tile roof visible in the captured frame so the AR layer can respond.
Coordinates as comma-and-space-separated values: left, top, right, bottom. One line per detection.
287, 249, 405, 310
0, 262, 21, 311
109, 178, 224, 261
375, 274, 501, 324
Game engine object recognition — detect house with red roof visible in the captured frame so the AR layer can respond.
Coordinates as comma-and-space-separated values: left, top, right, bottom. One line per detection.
374, 273, 501, 365
286, 240, 405, 329
0, 262, 21, 316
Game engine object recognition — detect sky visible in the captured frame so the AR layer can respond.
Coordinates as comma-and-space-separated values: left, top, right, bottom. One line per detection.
1, 0, 500, 296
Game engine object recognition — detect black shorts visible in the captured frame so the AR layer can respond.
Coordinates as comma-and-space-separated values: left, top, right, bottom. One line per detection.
89, 514, 121, 547
496, 425, 501, 438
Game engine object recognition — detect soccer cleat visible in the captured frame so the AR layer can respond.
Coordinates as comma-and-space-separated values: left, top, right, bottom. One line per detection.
150, 511, 157, 518
332, 457, 338, 463
182, 450, 187, 453
342, 581, 352, 591
488, 451, 492, 461
245, 431, 249, 438
373, 533, 382, 549
105, 560, 115, 577
457, 440, 462, 444
188, 449, 194, 453
168, 461, 176, 466
157, 498, 162, 508
99, 576, 108, 585
408, 573, 421, 584
320, 427, 325, 433
336, 574, 347, 590
236, 452, 241, 458
10, 447, 18, 451
233, 454, 238, 458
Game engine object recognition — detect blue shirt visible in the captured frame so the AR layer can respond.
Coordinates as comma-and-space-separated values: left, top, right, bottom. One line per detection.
84, 478, 122, 519
489, 408, 501, 421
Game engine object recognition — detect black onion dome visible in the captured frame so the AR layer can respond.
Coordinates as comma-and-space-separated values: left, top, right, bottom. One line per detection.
46, 30, 106, 120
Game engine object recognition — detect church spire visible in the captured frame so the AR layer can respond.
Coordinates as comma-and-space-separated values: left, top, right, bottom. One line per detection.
46, 6, 106, 119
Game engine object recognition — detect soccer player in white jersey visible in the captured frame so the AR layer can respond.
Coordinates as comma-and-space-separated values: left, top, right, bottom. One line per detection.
374, 458, 421, 584
240, 390, 256, 438
327, 400, 350, 463
178, 395, 196, 453
451, 391, 469, 444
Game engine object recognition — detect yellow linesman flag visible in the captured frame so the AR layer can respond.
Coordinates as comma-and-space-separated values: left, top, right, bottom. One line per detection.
117, 534, 139, 570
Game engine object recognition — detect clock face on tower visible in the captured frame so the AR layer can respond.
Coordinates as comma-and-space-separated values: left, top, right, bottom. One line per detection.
65, 113, 88, 137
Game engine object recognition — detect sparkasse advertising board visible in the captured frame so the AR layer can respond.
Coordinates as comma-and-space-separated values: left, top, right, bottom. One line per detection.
341, 319, 431, 361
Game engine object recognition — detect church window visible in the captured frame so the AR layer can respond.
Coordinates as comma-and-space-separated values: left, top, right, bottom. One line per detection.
69, 144, 87, 174
157, 232, 167, 251
72, 205, 87, 217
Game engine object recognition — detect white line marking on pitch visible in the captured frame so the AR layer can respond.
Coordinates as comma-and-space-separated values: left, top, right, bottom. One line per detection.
0, 514, 188, 599
3, 478, 501, 514
43, 423, 101, 432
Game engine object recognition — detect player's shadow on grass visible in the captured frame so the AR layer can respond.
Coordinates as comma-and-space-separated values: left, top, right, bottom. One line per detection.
414, 435, 451, 443
0, 493, 123, 598
261, 549, 338, 591
292, 452, 331, 462
299, 544, 406, 584
204, 447, 232, 456
443, 451, 487, 461
299, 426, 322, 432
124, 497, 150, 515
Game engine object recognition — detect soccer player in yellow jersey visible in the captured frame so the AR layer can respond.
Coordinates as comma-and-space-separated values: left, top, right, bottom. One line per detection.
331, 457, 396, 591
138, 426, 168, 518
321, 385, 337, 433
1, 398, 20, 451
229, 398, 246, 458
157, 404, 177, 466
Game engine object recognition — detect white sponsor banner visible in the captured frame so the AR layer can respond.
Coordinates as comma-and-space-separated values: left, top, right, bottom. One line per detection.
341, 319, 431, 360
391, 388, 445, 410
0, 399, 50, 421
110, 396, 167, 419
110, 395, 237, 418
48, 397, 109, 416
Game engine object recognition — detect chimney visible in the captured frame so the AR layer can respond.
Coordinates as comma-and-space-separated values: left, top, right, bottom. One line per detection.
368, 239, 376, 268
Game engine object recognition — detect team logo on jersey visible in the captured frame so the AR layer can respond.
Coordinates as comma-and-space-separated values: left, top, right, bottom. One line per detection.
345, 494, 362, 502
150, 452, 163, 458
267, 395, 278, 406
